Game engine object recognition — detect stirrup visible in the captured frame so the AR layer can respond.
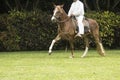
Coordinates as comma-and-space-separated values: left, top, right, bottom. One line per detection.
75, 33, 82, 38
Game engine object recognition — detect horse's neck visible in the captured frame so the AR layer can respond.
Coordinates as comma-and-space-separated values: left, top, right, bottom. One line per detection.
61, 9, 69, 20
58, 17, 73, 33
58, 10, 74, 32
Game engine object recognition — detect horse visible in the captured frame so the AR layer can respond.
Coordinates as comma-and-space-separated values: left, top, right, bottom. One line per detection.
48, 4, 105, 58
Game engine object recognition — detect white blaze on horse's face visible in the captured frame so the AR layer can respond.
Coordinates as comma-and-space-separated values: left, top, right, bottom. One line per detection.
51, 7, 59, 21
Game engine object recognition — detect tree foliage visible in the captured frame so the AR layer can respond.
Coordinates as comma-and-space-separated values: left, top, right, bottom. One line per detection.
0, 0, 120, 13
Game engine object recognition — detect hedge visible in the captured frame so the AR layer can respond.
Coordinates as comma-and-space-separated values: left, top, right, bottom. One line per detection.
85, 11, 120, 48
0, 10, 120, 51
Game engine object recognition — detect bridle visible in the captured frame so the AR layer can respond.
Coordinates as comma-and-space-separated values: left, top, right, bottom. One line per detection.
52, 5, 70, 23
53, 15, 70, 23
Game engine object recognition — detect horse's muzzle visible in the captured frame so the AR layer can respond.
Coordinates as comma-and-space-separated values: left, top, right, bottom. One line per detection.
51, 17, 57, 22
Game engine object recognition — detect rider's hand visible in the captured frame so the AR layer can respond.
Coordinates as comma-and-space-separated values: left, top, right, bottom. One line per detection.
69, 14, 75, 18
71, 14, 74, 17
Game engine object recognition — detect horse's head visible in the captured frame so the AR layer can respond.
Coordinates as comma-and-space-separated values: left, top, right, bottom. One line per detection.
51, 4, 64, 22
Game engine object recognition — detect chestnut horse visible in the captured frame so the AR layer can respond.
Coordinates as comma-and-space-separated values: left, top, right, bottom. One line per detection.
48, 4, 105, 58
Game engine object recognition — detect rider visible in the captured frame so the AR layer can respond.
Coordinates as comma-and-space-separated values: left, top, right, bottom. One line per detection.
68, 0, 84, 37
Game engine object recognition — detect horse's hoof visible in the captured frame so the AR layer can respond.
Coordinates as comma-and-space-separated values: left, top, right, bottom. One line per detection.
101, 53, 106, 57
81, 56, 85, 58
69, 55, 74, 58
48, 50, 52, 55
49, 52, 52, 55
99, 52, 105, 57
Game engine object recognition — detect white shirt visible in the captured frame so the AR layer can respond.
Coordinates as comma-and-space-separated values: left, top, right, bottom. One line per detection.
68, 0, 84, 17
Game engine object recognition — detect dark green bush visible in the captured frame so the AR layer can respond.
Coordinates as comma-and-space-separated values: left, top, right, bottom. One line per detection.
7, 10, 58, 51
86, 11, 120, 48
0, 10, 120, 51
0, 14, 20, 51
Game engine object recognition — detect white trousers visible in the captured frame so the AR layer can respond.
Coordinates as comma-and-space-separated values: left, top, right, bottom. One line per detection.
76, 16, 84, 34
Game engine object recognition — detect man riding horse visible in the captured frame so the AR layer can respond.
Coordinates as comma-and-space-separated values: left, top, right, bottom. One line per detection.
49, 1, 105, 58
68, 0, 84, 37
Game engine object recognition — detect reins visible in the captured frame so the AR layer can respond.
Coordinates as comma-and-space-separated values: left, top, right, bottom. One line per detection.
54, 16, 70, 23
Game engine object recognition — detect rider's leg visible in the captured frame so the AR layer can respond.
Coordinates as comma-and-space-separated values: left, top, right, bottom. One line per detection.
75, 16, 84, 37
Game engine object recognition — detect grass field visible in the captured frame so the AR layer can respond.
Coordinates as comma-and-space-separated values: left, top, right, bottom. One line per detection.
0, 50, 120, 80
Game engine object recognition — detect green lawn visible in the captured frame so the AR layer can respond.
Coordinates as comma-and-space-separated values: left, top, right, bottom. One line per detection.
0, 50, 120, 80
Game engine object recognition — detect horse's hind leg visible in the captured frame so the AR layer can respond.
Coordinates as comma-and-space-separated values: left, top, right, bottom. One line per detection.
81, 36, 89, 58
48, 35, 61, 55
93, 33, 105, 56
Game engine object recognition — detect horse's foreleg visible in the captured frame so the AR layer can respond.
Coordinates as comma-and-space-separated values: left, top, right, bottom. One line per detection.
48, 35, 61, 55
81, 37, 89, 58
48, 40, 56, 54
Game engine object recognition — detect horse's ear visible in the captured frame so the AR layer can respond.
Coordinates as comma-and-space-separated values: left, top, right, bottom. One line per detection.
60, 4, 64, 8
52, 3, 56, 7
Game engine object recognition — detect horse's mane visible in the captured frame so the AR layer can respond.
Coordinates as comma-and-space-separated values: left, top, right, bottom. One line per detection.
57, 5, 68, 18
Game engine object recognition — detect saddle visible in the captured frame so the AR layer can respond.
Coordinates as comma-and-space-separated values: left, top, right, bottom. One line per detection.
83, 17, 90, 33
71, 16, 90, 34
